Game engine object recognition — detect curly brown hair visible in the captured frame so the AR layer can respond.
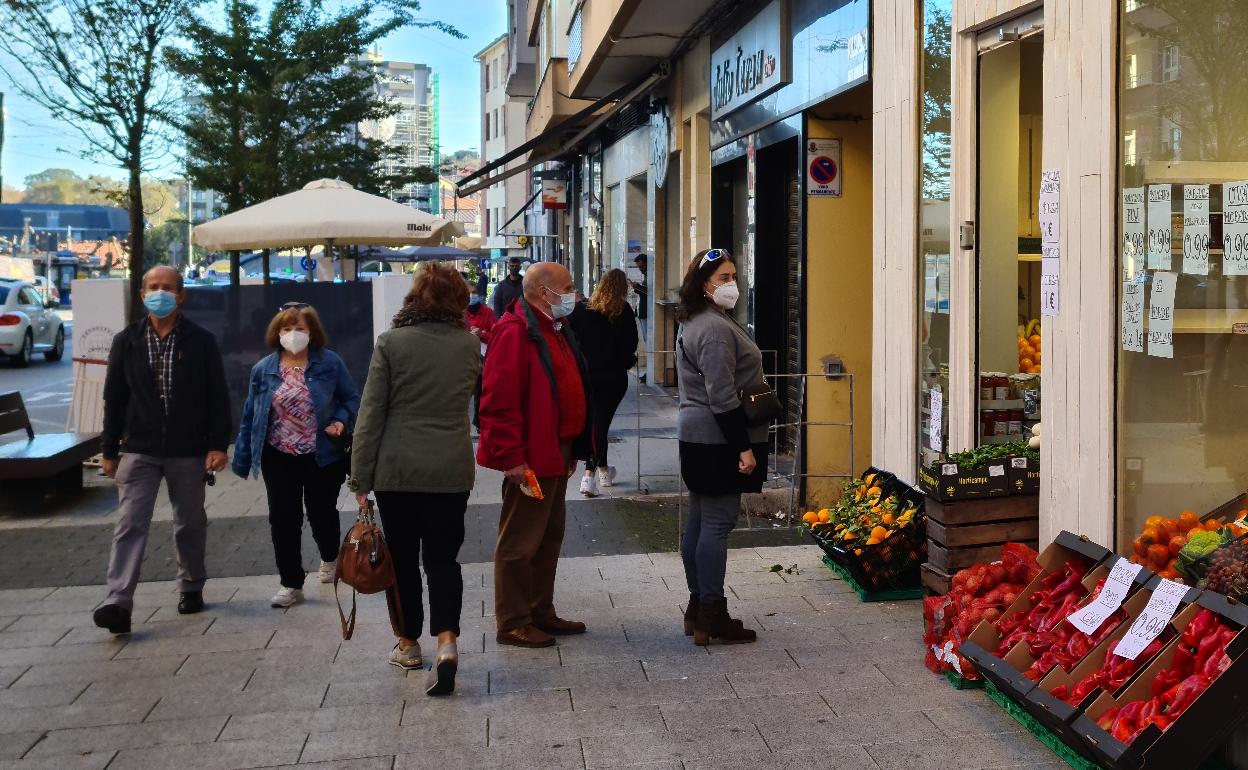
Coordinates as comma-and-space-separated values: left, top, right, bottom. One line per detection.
264, 305, 327, 350
393, 262, 468, 328
588, 268, 630, 320
677, 248, 735, 321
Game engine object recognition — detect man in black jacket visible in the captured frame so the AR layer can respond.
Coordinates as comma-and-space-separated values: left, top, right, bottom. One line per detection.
93, 265, 231, 634
491, 256, 524, 316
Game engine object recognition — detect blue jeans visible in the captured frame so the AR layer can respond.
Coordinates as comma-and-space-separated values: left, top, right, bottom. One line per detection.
680, 491, 740, 602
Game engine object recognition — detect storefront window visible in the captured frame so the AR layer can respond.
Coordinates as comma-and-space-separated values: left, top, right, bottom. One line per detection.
918, 0, 952, 467
1117, 1, 1248, 550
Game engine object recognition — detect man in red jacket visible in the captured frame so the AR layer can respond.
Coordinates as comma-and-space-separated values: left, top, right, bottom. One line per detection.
477, 261, 594, 648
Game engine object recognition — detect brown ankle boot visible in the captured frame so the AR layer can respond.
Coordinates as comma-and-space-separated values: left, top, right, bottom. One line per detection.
693, 598, 757, 646
683, 594, 699, 636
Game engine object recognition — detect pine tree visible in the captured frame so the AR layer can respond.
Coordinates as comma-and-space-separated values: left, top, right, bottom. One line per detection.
168, 0, 458, 214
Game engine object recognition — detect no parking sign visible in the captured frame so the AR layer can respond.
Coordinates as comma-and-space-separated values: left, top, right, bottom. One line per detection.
806, 138, 842, 197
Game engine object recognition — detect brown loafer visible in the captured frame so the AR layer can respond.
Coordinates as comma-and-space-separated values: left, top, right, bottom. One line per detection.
496, 624, 556, 648
534, 616, 587, 635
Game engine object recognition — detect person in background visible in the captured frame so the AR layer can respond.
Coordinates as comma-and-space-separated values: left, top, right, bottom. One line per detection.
631, 253, 649, 340
94, 265, 231, 634
232, 302, 359, 609
351, 262, 480, 696
463, 281, 497, 430
491, 256, 525, 316
569, 269, 637, 497
675, 248, 766, 646
477, 262, 593, 648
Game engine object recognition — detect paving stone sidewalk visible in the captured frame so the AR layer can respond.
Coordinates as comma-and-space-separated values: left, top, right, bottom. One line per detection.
0, 546, 1056, 769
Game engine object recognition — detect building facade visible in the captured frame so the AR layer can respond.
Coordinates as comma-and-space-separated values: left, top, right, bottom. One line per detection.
363, 54, 440, 214
476, 34, 530, 258
462, 0, 1245, 555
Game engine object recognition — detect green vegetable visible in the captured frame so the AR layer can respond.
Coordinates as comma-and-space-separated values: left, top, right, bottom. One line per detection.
929, 440, 1038, 473
1176, 529, 1229, 582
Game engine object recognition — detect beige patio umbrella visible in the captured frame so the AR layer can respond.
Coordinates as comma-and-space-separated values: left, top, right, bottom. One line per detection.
194, 178, 463, 250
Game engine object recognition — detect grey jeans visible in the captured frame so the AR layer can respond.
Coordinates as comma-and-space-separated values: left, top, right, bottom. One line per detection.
106, 453, 208, 608
680, 491, 740, 602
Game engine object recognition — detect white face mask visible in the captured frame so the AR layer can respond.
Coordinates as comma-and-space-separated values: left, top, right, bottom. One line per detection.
280, 330, 310, 354
710, 282, 740, 310
545, 286, 577, 319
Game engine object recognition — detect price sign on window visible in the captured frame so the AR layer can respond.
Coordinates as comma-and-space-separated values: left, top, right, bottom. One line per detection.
928, 387, 943, 453
1147, 185, 1173, 270
1148, 271, 1176, 359
1113, 578, 1189, 660
1122, 187, 1146, 281
1121, 281, 1144, 353
1068, 558, 1142, 635
1224, 181, 1248, 276
1182, 185, 1210, 276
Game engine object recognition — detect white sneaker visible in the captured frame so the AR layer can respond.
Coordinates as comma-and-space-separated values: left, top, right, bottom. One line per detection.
271, 587, 303, 608
390, 641, 423, 670
579, 473, 600, 497
318, 560, 337, 584
597, 466, 617, 488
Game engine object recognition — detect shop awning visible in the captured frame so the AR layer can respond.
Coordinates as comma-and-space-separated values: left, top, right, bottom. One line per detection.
455, 64, 668, 199
497, 189, 540, 235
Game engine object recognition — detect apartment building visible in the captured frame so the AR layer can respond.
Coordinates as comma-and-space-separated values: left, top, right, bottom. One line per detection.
363, 53, 441, 214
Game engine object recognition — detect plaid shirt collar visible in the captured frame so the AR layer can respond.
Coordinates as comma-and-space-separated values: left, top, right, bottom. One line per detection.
144, 316, 180, 413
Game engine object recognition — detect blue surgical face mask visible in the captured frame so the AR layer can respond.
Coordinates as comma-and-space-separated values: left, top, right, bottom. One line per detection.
143, 290, 178, 319
545, 286, 576, 319
468, 294, 482, 307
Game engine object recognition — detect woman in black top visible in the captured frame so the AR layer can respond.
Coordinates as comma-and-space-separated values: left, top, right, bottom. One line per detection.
569, 268, 638, 497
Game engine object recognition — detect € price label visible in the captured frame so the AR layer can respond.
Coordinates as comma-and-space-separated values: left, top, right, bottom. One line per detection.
1068, 558, 1142, 635
1113, 578, 1189, 660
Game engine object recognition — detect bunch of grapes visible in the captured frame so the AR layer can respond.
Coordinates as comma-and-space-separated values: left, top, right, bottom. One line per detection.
1204, 542, 1248, 598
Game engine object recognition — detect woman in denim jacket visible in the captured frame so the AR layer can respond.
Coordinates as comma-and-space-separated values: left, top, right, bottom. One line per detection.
233, 303, 360, 608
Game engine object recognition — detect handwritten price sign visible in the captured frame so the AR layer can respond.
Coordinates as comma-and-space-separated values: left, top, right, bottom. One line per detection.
1113, 578, 1189, 660
1068, 558, 1142, 634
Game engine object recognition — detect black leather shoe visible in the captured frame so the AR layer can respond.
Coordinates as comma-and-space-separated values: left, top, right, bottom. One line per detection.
93, 603, 131, 634
177, 591, 204, 615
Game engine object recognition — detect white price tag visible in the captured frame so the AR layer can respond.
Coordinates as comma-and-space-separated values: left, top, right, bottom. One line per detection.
928, 388, 943, 453
1112, 578, 1189, 660
1011, 457, 1028, 469
941, 463, 958, 477
1068, 558, 1143, 635
1147, 272, 1176, 359
989, 465, 1005, 477
1147, 184, 1173, 270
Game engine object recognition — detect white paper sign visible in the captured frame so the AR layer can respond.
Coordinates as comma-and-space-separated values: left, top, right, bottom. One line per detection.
1182, 185, 1210, 275
1147, 185, 1173, 270
1147, 271, 1176, 358
1068, 558, 1143, 635
1225, 181, 1248, 276
1122, 187, 1146, 281
1039, 170, 1061, 247
1121, 281, 1145, 353
928, 387, 943, 453
1113, 578, 1190, 660
1041, 257, 1060, 317
988, 465, 1005, 477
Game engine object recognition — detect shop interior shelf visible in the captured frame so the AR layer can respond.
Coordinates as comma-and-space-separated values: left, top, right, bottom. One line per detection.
980, 399, 1025, 409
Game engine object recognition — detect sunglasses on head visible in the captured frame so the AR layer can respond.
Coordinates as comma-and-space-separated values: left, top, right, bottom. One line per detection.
698, 249, 728, 269
280, 301, 310, 312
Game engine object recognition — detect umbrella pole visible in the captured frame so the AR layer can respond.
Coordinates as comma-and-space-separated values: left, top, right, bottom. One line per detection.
262, 248, 271, 286
229, 250, 240, 285
306, 245, 314, 283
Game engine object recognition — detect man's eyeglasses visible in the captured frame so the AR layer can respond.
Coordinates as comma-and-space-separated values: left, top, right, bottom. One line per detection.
280, 301, 310, 311
698, 248, 728, 268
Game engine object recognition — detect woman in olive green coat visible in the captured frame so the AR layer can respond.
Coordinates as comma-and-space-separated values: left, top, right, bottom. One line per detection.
351, 262, 480, 695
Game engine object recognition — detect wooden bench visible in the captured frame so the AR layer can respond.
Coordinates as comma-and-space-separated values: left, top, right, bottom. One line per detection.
0, 391, 100, 494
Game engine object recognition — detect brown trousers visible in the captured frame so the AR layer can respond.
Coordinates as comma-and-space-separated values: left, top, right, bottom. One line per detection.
494, 443, 572, 631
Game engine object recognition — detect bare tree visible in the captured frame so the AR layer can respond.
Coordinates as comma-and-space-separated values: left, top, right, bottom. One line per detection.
0, 0, 197, 319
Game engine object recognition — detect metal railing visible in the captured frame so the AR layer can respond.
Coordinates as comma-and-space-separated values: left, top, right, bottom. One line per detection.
630, 351, 856, 534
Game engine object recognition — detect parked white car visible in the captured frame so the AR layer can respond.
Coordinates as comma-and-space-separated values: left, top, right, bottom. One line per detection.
0, 278, 65, 366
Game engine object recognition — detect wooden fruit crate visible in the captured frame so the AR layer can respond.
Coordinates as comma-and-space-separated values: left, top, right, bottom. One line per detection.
921, 495, 1040, 594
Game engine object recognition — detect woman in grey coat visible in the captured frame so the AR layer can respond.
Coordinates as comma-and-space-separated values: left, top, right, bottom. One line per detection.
676, 248, 766, 645
351, 262, 481, 695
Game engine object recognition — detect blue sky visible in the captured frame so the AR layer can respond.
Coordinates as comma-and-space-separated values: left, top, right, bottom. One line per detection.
0, 0, 505, 187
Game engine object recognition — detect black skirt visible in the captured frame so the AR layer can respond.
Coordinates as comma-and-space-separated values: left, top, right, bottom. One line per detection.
679, 441, 769, 495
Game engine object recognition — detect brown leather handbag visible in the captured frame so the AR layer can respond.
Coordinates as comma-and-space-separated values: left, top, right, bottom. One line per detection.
334, 498, 403, 640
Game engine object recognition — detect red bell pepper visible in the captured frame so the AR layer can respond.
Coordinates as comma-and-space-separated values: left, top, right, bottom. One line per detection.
1166, 673, 1211, 719
1096, 705, 1122, 731
1110, 700, 1145, 743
